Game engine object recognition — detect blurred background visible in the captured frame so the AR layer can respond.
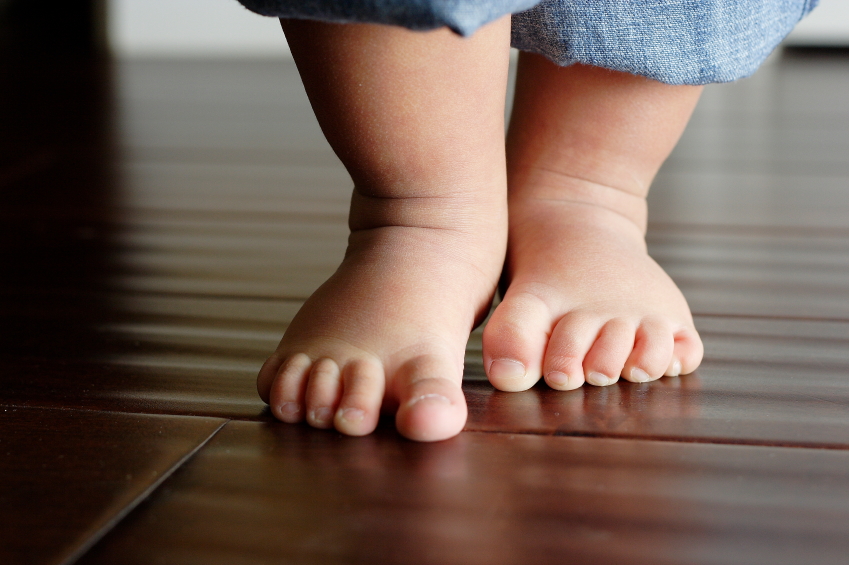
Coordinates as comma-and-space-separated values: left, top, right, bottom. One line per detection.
108, 0, 849, 56
116, 0, 849, 56
0, 0, 847, 58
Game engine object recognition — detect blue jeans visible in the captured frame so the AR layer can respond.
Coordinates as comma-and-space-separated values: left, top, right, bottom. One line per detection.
237, 0, 818, 84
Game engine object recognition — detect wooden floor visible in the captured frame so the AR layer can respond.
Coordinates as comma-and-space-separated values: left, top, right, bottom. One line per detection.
2, 49, 849, 565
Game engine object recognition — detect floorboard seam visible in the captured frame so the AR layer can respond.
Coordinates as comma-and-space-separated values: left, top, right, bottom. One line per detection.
648, 222, 849, 238
464, 428, 849, 451
0, 403, 236, 420
691, 312, 849, 323
1, 402, 275, 423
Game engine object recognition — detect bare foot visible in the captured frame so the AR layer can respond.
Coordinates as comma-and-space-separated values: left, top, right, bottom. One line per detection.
258, 195, 505, 441
483, 55, 704, 392
258, 19, 511, 441
483, 182, 703, 391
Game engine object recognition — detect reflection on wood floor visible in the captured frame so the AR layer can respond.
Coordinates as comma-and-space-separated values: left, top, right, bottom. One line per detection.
2, 49, 849, 564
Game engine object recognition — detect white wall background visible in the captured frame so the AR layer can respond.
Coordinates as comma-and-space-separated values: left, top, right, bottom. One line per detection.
109, 0, 290, 57
786, 0, 849, 44
109, 0, 848, 58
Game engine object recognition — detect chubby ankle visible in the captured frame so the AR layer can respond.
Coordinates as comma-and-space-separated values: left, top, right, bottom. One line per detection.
509, 167, 649, 235
349, 186, 507, 234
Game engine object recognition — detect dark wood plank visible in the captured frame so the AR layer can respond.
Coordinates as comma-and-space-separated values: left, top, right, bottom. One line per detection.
648, 226, 849, 318
116, 159, 350, 216
77, 421, 849, 565
668, 121, 849, 174
0, 406, 225, 565
648, 170, 849, 230
111, 209, 347, 299
0, 292, 277, 420
115, 59, 333, 156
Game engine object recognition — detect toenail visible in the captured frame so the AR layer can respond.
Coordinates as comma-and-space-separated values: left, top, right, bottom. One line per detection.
337, 407, 365, 423
669, 359, 682, 377
489, 359, 526, 382
279, 402, 301, 420
586, 371, 615, 386
311, 407, 333, 425
545, 371, 570, 388
630, 367, 651, 383
406, 393, 451, 408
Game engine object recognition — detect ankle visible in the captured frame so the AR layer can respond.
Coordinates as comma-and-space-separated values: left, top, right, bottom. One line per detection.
349, 183, 507, 233
509, 167, 648, 234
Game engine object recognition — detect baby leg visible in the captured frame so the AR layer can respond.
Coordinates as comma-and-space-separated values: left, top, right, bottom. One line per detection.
484, 53, 704, 391
258, 19, 511, 440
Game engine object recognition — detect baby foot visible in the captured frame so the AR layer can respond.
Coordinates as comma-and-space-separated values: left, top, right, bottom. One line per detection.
258, 193, 506, 441
483, 178, 703, 392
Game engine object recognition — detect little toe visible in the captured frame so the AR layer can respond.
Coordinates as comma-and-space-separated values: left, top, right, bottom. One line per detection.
268, 353, 313, 423
670, 327, 705, 376
257, 353, 283, 404
304, 358, 343, 429
394, 355, 467, 442
542, 312, 599, 390
622, 318, 674, 383
582, 319, 635, 386
333, 358, 385, 437
483, 290, 552, 392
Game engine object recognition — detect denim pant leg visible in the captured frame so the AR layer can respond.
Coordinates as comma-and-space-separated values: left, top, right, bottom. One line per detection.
237, 0, 819, 84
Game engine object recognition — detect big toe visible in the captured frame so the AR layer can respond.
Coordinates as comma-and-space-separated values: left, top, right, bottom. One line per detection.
394, 355, 467, 442
482, 290, 551, 391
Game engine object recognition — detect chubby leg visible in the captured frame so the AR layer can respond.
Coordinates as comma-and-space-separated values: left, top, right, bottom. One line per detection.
258, 19, 511, 440
484, 53, 704, 391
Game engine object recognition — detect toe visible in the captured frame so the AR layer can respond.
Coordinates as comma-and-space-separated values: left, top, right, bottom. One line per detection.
670, 326, 705, 376
268, 353, 312, 423
582, 319, 635, 386
304, 358, 343, 429
542, 312, 599, 390
257, 352, 283, 404
622, 317, 674, 383
333, 358, 385, 437
394, 355, 467, 442
482, 290, 551, 392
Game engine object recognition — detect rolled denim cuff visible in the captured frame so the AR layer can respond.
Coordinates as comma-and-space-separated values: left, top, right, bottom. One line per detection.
237, 0, 539, 36
512, 0, 821, 85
